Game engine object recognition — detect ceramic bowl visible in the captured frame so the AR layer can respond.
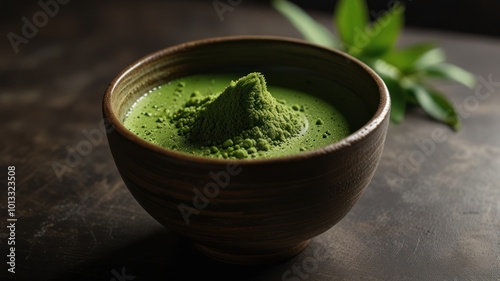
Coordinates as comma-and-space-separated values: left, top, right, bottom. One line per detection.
103, 36, 390, 264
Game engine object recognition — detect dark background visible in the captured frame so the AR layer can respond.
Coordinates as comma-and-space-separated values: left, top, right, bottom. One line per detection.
2, 0, 500, 37
259, 0, 500, 37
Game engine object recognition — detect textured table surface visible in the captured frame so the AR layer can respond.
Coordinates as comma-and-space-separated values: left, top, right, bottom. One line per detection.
1, 1, 500, 280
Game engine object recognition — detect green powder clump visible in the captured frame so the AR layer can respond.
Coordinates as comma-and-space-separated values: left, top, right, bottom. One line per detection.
172, 72, 306, 159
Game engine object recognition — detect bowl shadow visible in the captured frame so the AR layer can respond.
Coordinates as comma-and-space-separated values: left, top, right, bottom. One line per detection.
52, 228, 298, 281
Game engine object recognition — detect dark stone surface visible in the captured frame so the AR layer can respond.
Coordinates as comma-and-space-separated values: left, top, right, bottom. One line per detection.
1, 1, 499, 280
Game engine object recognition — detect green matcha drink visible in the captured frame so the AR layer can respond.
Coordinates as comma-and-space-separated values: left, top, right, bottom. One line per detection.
124, 72, 361, 159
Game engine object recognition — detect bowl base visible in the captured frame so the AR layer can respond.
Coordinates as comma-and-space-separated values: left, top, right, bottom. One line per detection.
193, 239, 311, 265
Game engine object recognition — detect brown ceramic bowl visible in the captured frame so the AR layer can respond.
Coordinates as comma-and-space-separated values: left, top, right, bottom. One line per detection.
103, 36, 390, 264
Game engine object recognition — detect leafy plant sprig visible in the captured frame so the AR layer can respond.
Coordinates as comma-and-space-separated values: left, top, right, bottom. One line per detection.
272, 0, 476, 130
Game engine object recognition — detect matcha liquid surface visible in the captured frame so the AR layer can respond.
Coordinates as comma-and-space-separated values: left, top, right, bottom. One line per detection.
124, 73, 352, 159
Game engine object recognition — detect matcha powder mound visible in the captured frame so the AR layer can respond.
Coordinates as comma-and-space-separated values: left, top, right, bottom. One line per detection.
172, 72, 307, 159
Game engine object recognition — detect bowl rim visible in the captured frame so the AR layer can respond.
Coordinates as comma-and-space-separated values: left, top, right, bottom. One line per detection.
103, 35, 390, 165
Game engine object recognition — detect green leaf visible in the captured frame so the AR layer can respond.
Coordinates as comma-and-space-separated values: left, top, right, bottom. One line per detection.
382, 75, 407, 123
413, 48, 446, 69
272, 0, 470, 130
272, 0, 338, 48
422, 63, 477, 88
412, 85, 461, 130
370, 58, 401, 80
382, 43, 436, 73
361, 2, 405, 57
334, 0, 369, 52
